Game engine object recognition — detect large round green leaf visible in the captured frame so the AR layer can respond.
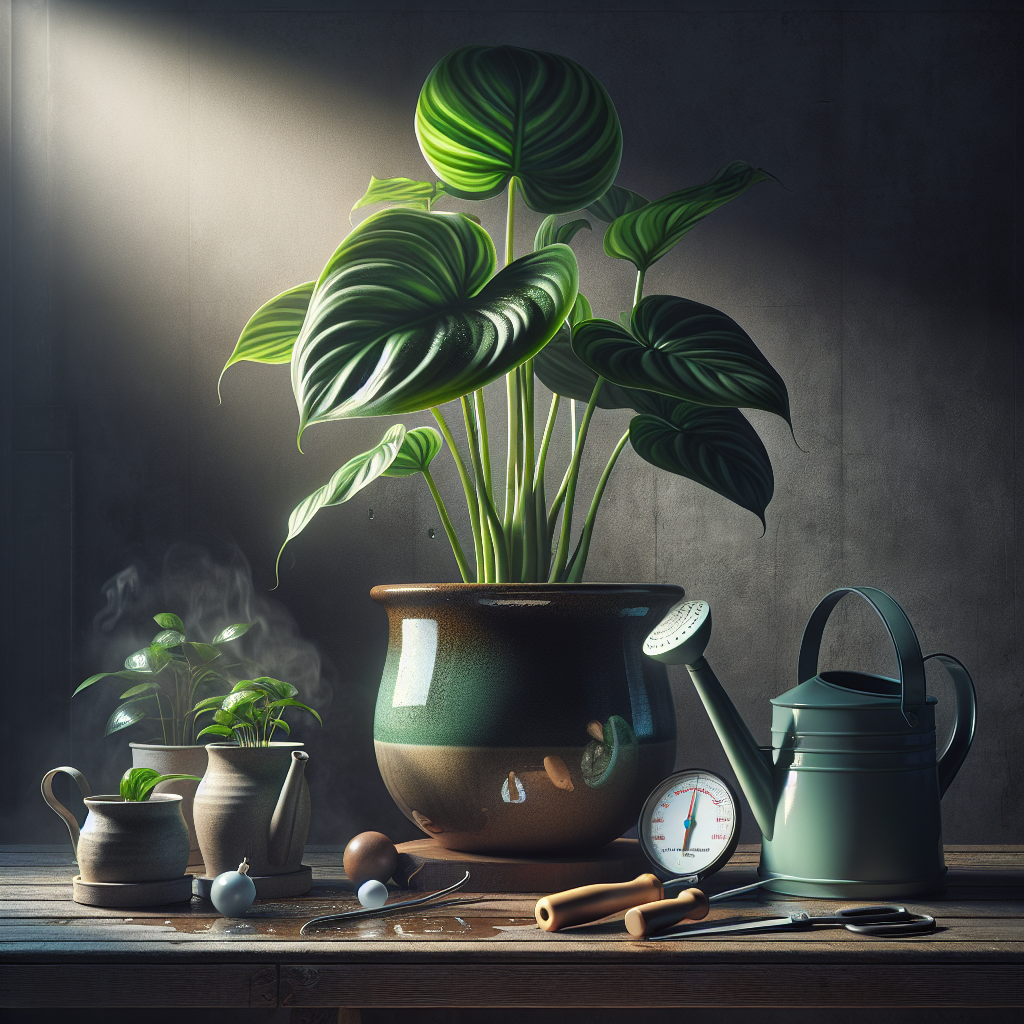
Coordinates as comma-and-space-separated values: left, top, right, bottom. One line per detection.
533, 322, 639, 411
571, 295, 791, 424
586, 183, 648, 223
383, 426, 443, 478
603, 161, 770, 272
415, 45, 622, 214
291, 208, 578, 437
628, 393, 774, 526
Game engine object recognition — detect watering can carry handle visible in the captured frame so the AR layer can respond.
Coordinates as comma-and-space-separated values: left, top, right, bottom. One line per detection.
924, 653, 977, 797
797, 587, 926, 727
40, 767, 93, 856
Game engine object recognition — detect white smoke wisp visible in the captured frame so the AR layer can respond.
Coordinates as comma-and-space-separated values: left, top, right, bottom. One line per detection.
88, 543, 334, 713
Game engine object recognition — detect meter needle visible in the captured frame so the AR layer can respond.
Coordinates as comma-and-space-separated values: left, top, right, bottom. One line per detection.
681, 788, 698, 852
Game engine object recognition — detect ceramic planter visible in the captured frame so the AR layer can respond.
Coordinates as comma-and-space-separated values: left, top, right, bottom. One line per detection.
130, 743, 208, 867
193, 743, 311, 886
372, 583, 682, 855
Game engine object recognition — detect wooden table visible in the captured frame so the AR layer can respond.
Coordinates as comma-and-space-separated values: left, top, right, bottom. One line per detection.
0, 845, 1020, 1018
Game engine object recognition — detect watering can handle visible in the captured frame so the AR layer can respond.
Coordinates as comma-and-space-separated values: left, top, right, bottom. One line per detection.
924, 653, 977, 797
797, 587, 926, 727
40, 767, 93, 856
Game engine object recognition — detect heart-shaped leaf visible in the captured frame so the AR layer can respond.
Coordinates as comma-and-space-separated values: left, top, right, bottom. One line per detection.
291, 208, 577, 436
571, 295, 791, 423
628, 392, 774, 525
603, 161, 771, 271
383, 426, 443, 478
586, 184, 648, 222
212, 623, 254, 645
351, 175, 448, 216
247, 676, 299, 699
218, 281, 315, 400
123, 645, 172, 675
153, 612, 185, 633
534, 217, 591, 251
151, 629, 185, 648
534, 323, 639, 410
416, 45, 622, 213
275, 423, 406, 582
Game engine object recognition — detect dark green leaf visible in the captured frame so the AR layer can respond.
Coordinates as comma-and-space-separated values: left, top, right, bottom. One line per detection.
123, 645, 172, 674
197, 724, 234, 740
586, 184, 648, 222
571, 295, 791, 423
352, 175, 447, 215
383, 426, 443, 478
151, 629, 185, 648
416, 45, 622, 213
629, 394, 774, 526
213, 709, 237, 727
292, 208, 578, 435
275, 424, 405, 580
104, 699, 151, 736
187, 642, 221, 663
265, 698, 323, 726
153, 612, 185, 633
120, 682, 159, 699
568, 292, 593, 328
534, 217, 591, 251
218, 281, 315, 399
271, 717, 291, 736
192, 695, 226, 713
120, 768, 161, 801
247, 677, 298, 699
73, 672, 112, 696
222, 690, 261, 713
603, 161, 771, 272
212, 622, 254, 645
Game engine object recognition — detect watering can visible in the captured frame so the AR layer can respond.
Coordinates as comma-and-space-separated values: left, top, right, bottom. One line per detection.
644, 587, 976, 898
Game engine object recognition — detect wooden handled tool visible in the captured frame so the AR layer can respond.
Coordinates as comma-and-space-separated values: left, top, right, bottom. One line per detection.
534, 873, 663, 931
624, 887, 710, 936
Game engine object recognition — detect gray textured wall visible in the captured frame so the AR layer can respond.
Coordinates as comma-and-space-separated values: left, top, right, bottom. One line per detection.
1, 0, 1021, 848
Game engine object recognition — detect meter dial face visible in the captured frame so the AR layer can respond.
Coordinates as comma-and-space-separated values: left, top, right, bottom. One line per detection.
638, 769, 741, 880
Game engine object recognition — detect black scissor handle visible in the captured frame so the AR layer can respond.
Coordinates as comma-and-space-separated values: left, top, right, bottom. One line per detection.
845, 912, 936, 936
836, 905, 908, 921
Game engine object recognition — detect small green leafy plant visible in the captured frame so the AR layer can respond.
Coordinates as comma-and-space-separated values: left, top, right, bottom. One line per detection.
75, 612, 255, 745
192, 677, 322, 748
119, 767, 202, 802
220, 45, 795, 584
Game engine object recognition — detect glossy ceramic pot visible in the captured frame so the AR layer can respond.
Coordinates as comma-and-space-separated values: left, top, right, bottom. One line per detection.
372, 583, 682, 854
78, 794, 190, 883
130, 743, 208, 867
193, 742, 310, 878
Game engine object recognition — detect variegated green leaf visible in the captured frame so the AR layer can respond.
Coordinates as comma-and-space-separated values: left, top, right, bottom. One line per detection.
275, 424, 406, 581
586, 184, 648, 222
351, 175, 448, 216
292, 208, 577, 437
603, 162, 771, 271
212, 622, 253, 645
571, 295, 791, 423
151, 629, 185, 648
416, 45, 622, 213
383, 426, 443, 478
104, 698, 152, 736
218, 281, 315, 400
629, 393, 774, 526
534, 217, 591, 251
153, 612, 185, 632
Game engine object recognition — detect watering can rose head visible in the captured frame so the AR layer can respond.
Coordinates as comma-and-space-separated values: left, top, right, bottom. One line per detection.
192, 677, 322, 748
218, 44, 796, 585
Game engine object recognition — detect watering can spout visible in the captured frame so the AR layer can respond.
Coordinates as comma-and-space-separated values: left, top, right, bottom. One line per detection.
267, 750, 309, 868
685, 655, 776, 841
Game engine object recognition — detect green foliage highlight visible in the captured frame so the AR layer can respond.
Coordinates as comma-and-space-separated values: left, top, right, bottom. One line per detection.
194, 677, 321, 748
119, 768, 201, 802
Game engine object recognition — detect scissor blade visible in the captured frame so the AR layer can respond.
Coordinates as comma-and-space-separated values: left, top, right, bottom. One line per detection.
653, 916, 795, 939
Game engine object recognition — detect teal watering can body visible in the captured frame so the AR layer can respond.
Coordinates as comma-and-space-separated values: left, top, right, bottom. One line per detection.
687, 587, 976, 899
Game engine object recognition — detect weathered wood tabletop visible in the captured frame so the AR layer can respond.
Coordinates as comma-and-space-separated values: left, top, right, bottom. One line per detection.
0, 845, 1020, 1012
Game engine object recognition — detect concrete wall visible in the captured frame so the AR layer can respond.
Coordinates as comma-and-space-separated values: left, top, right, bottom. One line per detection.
1, 0, 1021, 847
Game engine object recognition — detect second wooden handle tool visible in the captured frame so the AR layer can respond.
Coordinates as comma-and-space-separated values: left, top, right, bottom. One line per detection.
535, 873, 663, 931
624, 887, 710, 936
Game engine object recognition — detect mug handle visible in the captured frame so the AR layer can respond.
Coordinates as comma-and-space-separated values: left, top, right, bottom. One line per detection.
925, 653, 977, 798
40, 767, 93, 855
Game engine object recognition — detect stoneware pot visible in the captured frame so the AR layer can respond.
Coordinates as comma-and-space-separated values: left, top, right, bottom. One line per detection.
193, 743, 310, 880
41, 766, 190, 883
130, 743, 208, 867
372, 583, 682, 855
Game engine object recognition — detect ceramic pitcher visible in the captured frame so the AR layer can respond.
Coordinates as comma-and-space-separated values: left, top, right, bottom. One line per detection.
41, 767, 190, 883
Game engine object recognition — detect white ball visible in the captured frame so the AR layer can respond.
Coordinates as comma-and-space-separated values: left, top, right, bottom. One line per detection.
211, 870, 257, 918
357, 878, 389, 909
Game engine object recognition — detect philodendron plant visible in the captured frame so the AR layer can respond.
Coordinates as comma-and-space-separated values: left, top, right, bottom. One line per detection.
219, 45, 793, 584
193, 677, 322, 748
119, 768, 202, 802
74, 613, 255, 745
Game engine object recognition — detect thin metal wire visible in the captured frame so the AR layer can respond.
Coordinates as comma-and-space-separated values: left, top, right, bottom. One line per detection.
299, 870, 473, 935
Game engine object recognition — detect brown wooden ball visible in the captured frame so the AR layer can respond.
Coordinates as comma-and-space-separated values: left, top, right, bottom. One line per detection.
343, 831, 398, 886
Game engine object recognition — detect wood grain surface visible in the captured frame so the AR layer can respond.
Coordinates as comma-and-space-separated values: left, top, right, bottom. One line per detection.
0, 845, 1020, 1009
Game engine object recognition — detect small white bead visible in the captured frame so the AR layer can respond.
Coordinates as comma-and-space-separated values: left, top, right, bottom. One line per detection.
357, 878, 389, 909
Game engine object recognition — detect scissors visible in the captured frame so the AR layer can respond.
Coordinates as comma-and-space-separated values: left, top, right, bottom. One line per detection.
651, 904, 936, 939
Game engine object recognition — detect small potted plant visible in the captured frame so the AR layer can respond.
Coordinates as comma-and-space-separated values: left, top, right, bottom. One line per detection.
74, 612, 254, 864
191, 678, 321, 897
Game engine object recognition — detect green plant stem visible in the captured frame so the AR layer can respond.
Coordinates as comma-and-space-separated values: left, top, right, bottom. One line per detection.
432, 406, 483, 580
633, 268, 646, 310
474, 389, 493, 501
548, 377, 605, 581
423, 468, 472, 582
462, 396, 495, 582
463, 396, 509, 581
565, 430, 630, 582
520, 361, 538, 580
533, 392, 559, 577
502, 178, 521, 548
534, 392, 560, 490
